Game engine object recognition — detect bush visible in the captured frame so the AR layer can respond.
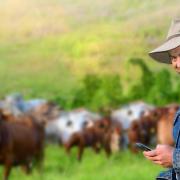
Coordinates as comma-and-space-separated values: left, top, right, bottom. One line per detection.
71, 74, 123, 111
128, 58, 154, 100
53, 58, 178, 110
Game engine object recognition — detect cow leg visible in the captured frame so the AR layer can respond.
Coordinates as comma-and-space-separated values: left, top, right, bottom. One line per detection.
35, 152, 44, 180
35, 150, 44, 173
64, 143, 71, 155
104, 143, 111, 157
3, 161, 12, 180
77, 144, 84, 162
129, 143, 138, 153
93, 142, 101, 154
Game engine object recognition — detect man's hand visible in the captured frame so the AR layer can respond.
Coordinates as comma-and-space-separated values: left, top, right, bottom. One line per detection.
143, 144, 174, 168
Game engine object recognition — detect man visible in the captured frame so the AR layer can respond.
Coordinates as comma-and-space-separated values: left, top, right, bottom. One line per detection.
143, 19, 180, 180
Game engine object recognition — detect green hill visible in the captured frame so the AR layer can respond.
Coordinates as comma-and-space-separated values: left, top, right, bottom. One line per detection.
0, 0, 179, 104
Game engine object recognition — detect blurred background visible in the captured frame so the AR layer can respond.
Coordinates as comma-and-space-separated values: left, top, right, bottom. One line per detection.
0, 0, 180, 179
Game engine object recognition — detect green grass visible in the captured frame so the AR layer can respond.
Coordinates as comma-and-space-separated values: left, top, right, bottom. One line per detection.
0, 145, 164, 180
0, 2, 178, 178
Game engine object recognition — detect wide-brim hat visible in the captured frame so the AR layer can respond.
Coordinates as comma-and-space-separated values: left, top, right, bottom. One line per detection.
149, 19, 180, 64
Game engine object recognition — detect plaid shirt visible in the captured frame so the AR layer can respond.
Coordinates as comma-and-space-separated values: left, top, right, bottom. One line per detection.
156, 108, 180, 180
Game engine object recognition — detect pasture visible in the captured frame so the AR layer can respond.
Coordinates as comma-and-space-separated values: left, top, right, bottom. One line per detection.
0, 1, 179, 179
0, 145, 163, 180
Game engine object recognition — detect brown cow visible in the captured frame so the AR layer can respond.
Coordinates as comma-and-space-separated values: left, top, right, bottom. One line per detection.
91, 117, 123, 152
28, 101, 61, 123
156, 104, 179, 145
128, 115, 157, 152
64, 117, 122, 161
128, 104, 179, 153
0, 111, 45, 180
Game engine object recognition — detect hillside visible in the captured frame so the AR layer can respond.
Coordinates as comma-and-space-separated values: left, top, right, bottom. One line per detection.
0, 0, 179, 102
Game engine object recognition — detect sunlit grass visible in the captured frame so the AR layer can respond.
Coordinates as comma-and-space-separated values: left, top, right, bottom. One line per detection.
0, 145, 164, 180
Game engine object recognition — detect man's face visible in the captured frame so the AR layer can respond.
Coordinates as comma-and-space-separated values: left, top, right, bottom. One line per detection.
169, 46, 180, 73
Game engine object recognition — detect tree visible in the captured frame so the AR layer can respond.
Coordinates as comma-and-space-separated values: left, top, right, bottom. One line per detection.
147, 69, 173, 105
129, 58, 154, 100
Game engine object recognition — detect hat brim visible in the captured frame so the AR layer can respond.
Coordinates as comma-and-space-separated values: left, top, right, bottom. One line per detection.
149, 36, 180, 64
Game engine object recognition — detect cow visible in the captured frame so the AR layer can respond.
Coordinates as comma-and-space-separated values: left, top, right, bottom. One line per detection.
128, 104, 179, 153
64, 117, 122, 161
128, 115, 157, 152
156, 104, 179, 146
45, 109, 101, 144
111, 101, 155, 148
0, 111, 45, 180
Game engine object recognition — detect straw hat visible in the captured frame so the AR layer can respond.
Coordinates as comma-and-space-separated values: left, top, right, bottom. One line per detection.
149, 18, 180, 64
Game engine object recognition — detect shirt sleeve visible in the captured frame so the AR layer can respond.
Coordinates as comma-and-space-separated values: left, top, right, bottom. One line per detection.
173, 148, 180, 174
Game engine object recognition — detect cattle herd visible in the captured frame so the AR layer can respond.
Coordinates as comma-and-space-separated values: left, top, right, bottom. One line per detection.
0, 93, 179, 180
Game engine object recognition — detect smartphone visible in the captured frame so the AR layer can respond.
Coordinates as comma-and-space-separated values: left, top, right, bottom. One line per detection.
135, 143, 152, 151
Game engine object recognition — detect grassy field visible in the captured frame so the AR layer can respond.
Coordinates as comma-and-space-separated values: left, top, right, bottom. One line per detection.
0, 2, 179, 178
0, 145, 164, 180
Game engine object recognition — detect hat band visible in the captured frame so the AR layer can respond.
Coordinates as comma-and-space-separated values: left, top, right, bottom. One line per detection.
166, 33, 180, 41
